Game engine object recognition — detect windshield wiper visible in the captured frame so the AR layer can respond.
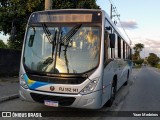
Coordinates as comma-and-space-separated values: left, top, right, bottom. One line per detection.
61, 24, 82, 52
41, 24, 82, 74
53, 28, 61, 73
58, 31, 63, 57
42, 23, 57, 64
59, 24, 82, 73
42, 23, 53, 43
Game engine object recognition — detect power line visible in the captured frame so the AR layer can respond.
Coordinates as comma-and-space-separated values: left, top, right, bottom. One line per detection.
117, 17, 132, 45
108, 0, 132, 45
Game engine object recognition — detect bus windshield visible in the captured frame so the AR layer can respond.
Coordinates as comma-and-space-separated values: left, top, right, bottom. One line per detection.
23, 24, 100, 74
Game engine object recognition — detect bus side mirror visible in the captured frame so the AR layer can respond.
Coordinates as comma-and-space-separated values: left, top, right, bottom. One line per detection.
28, 35, 35, 47
110, 34, 115, 48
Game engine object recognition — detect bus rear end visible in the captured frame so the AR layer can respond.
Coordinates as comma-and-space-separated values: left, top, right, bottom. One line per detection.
19, 9, 104, 109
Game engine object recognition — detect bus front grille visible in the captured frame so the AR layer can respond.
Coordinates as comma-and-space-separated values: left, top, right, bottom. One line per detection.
30, 93, 76, 106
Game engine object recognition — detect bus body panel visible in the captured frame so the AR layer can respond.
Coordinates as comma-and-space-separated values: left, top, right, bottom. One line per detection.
19, 9, 132, 109
20, 83, 103, 109
101, 10, 132, 106
102, 59, 131, 106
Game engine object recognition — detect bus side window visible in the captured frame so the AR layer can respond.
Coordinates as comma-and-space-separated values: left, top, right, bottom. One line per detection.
126, 44, 128, 59
130, 48, 132, 60
121, 40, 123, 59
118, 36, 121, 58
126, 45, 129, 59
114, 34, 118, 58
123, 41, 125, 59
104, 31, 109, 63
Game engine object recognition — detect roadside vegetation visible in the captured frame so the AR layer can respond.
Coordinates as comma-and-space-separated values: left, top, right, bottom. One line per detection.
132, 43, 160, 69
147, 53, 159, 67
0, 40, 7, 49
132, 59, 143, 68
155, 64, 160, 69
132, 43, 144, 68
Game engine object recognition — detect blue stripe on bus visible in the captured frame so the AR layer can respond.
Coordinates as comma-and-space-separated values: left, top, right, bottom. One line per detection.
23, 74, 28, 82
23, 73, 51, 90
29, 81, 49, 90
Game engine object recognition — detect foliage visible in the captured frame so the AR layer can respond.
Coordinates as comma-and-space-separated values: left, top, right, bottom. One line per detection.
0, 0, 99, 50
52, 0, 99, 9
156, 64, 160, 69
133, 43, 144, 60
133, 59, 144, 65
132, 59, 144, 68
132, 53, 138, 60
0, 0, 45, 50
0, 39, 7, 48
133, 43, 144, 52
77, 0, 100, 9
147, 53, 159, 66
143, 60, 148, 64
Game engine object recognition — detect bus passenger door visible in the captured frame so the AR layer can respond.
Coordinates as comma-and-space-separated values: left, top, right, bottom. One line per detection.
116, 59, 124, 89
102, 31, 113, 105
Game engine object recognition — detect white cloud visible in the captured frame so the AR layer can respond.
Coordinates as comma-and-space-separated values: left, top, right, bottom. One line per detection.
117, 19, 138, 29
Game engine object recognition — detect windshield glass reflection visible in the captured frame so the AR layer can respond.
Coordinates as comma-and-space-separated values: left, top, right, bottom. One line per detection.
24, 25, 100, 74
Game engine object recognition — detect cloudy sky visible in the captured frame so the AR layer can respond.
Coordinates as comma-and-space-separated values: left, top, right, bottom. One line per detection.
97, 0, 160, 58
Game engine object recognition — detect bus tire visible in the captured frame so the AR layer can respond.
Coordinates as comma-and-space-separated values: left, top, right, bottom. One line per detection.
124, 70, 129, 86
107, 78, 117, 107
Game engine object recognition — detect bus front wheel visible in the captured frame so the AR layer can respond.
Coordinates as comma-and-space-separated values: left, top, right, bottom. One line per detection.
107, 79, 117, 107
124, 70, 129, 86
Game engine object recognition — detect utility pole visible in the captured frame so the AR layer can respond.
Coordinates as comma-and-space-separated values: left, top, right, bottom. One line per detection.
45, 0, 53, 10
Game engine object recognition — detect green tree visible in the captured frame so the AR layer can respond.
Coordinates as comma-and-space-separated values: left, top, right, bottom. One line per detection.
0, 0, 99, 50
147, 53, 159, 66
0, 39, 7, 48
52, 0, 99, 9
77, 0, 99, 9
0, 0, 45, 50
133, 43, 144, 60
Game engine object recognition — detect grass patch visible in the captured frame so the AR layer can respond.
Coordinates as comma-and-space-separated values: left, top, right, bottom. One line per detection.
133, 64, 142, 68
155, 64, 160, 69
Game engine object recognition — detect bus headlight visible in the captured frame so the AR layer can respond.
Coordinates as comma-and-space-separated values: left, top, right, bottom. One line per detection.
20, 75, 28, 89
80, 77, 99, 95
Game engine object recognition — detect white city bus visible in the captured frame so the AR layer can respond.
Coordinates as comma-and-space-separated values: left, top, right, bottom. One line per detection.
19, 9, 132, 109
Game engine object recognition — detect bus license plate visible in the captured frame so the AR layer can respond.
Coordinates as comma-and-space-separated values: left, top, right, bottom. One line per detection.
44, 100, 59, 107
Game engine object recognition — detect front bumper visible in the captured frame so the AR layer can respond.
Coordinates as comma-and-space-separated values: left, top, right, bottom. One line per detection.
19, 86, 102, 109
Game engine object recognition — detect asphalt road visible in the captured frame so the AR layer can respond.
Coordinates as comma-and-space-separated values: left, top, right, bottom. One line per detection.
108, 66, 160, 120
0, 66, 160, 120
119, 66, 160, 111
